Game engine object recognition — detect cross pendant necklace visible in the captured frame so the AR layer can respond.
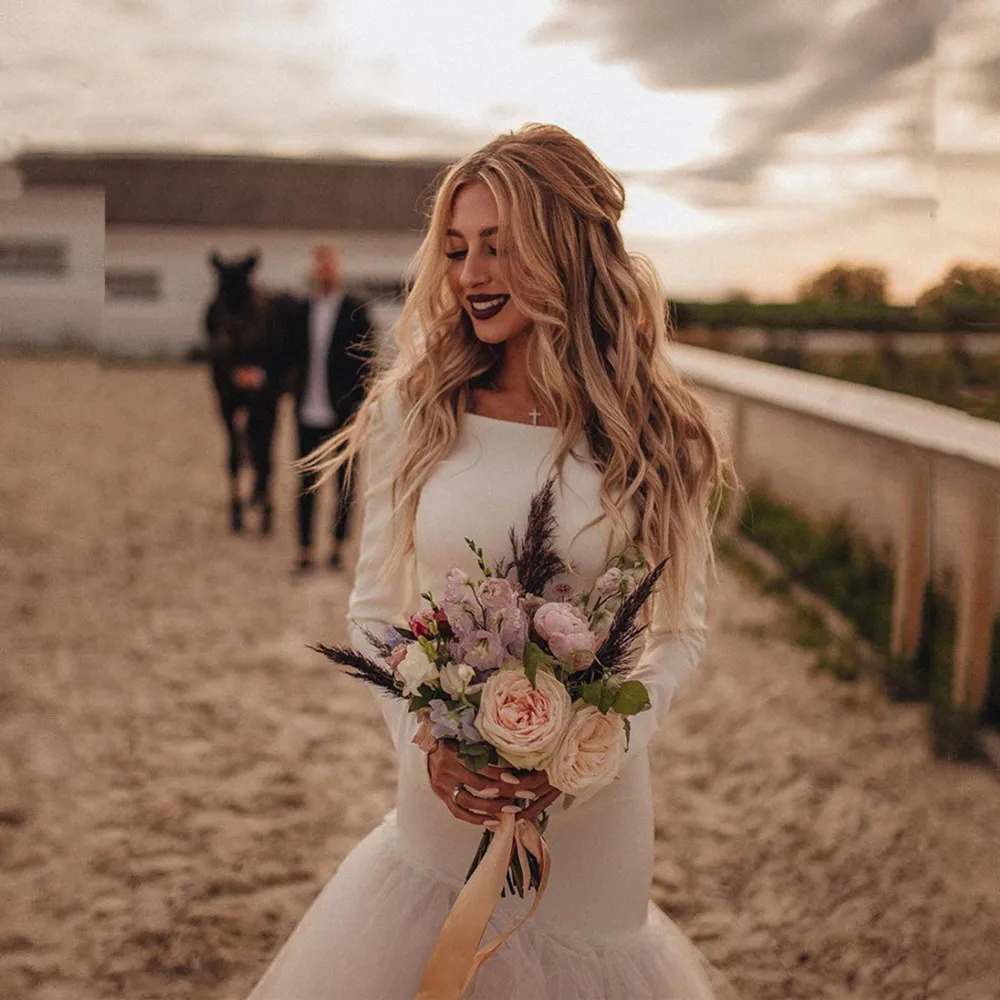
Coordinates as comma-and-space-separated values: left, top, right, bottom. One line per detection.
528, 407, 542, 426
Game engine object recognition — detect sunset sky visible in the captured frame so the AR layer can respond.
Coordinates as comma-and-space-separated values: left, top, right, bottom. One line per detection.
3, 0, 998, 301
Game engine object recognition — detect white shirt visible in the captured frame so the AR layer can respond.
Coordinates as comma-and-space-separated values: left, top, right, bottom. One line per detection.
299, 292, 343, 428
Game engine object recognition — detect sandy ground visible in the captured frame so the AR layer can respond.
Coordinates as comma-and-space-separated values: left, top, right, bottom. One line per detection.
1, 356, 999, 1000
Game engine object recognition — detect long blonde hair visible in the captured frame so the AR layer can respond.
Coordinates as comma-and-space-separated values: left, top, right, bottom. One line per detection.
307, 123, 726, 624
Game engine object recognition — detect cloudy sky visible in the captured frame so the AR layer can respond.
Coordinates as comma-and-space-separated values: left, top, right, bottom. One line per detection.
3, 0, 998, 300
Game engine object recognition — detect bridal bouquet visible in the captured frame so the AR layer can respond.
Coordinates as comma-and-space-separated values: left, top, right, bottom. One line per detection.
313, 481, 668, 899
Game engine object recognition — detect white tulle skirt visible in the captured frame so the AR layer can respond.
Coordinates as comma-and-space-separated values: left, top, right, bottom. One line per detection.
246, 811, 724, 1000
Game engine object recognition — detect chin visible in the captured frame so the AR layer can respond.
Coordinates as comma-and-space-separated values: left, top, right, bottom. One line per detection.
467, 316, 531, 347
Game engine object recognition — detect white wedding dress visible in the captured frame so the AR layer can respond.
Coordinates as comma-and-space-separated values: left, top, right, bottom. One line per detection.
247, 397, 723, 999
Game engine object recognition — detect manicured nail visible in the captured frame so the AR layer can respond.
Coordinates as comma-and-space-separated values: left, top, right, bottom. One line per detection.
514, 790, 537, 801
499, 772, 519, 785
500, 804, 522, 814
468, 786, 499, 799
483, 819, 500, 829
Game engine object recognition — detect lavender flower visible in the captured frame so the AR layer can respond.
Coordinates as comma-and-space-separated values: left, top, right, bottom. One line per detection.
429, 699, 481, 744
384, 627, 408, 649
457, 629, 505, 673
477, 577, 518, 613
443, 568, 472, 604
493, 606, 529, 659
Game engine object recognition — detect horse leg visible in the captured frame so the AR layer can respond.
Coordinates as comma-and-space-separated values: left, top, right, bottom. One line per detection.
247, 393, 278, 536
218, 391, 244, 533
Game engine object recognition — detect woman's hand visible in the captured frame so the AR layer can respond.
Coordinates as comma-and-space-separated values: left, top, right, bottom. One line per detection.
426, 741, 562, 826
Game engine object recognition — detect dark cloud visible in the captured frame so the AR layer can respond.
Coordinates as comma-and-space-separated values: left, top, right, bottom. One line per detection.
532, 0, 824, 89
537, 0, 946, 209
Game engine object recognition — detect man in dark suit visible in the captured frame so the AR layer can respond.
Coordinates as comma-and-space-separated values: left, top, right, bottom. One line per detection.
286, 244, 375, 572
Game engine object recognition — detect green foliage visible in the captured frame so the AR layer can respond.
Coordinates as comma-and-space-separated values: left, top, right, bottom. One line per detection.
815, 644, 862, 682
734, 490, 995, 757
522, 642, 552, 687
612, 680, 652, 716
580, 679, 615, 714
458, 741, 493, 773
909, 579, 981, 760
804, 349, 1000, 423
739, 490, 895, 652
671, 298, 935, 333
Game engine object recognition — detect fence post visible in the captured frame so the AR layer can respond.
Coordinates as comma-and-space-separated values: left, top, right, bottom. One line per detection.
890, 450, 931, 662
952, 471, 1000, 709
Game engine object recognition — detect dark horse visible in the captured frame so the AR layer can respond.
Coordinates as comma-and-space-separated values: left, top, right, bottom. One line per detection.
204, 251, 294, 535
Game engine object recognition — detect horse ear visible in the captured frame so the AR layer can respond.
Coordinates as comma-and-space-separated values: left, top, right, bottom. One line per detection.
209, 251, 223, 270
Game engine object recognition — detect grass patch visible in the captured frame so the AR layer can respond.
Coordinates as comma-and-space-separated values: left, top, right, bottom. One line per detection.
734, 489, 992, 759
739, 490, 894, 652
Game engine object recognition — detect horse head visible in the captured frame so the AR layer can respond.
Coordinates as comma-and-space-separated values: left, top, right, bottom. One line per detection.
209, 250, 260, 313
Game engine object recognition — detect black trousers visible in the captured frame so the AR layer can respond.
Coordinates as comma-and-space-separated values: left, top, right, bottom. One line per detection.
296, 422, 353, 551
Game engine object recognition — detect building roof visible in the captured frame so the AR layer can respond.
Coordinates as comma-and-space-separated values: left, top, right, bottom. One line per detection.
14, 151, 449, 232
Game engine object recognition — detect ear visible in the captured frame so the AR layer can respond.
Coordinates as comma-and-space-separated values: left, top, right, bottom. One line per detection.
244, 250, 260, 272
210, 252, 223, 270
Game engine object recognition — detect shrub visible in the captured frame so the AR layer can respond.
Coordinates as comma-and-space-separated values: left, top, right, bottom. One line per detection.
739, 490, 894, 652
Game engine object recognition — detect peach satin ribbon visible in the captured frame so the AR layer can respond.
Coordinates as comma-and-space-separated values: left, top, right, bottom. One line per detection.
414, 813, 550, 1000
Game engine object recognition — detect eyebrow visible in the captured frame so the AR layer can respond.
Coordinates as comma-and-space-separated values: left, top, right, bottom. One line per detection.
445, 226, 498, 239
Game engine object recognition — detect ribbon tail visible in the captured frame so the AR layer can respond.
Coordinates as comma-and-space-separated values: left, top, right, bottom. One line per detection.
414, 816, 551, 1000
457, 820, 551, 996
414, 814, 517, 1000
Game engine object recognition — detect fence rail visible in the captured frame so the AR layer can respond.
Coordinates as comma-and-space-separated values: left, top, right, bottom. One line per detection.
673, 344, 1000, 713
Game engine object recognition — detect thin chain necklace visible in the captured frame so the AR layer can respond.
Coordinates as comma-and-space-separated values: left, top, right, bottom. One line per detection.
475, 381, 544, 425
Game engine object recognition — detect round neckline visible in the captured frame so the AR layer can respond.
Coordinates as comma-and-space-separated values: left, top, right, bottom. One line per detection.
464, 410, 559, 431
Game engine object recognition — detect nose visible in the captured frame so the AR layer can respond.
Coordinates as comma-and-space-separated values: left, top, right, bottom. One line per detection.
460, 253, 488, 290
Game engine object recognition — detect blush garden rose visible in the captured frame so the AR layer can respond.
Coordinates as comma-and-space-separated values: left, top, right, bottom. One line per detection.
475, 667, 572, 770
546, 703, 627, 802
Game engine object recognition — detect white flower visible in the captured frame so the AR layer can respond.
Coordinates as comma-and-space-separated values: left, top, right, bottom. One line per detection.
594, 567, 624, 598
396, 644, 439, 697
546, 704, 627, 804
439, 661, 476, 698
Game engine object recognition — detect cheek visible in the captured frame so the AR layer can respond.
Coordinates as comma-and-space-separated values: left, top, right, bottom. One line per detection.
447, 264, 464, 302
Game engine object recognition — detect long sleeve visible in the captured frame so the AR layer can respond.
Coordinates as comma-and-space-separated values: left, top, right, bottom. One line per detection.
347, 394, 418, 750
622, 545, 709, 761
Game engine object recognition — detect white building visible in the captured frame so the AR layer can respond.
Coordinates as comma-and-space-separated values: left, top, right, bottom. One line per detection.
1, 152, 446, 359
0, 181, 104, 349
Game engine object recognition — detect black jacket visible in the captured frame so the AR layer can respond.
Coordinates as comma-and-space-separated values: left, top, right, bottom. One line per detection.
284, 293, 375, 423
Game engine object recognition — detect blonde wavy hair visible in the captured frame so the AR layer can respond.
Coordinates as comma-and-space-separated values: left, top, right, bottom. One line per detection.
307, 123, 727, 625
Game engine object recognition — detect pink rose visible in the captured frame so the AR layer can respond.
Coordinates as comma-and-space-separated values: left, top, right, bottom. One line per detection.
475, 668, 572, 769
533, 602, 597, 669
546, 704, 626, 803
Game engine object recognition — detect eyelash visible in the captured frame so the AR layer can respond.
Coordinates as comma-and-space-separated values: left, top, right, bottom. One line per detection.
445, 247, 497, 260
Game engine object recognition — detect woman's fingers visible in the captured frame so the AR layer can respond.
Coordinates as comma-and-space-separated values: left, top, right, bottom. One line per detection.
452, 787, 516, 818
518, 786, 562, 822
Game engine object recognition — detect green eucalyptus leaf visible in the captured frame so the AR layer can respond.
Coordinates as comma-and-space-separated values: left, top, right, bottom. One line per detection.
523, 642, 553, 688
580, 680, 604, 708
612, 680, 652, 717
598, 683, 616, 714
458, 742, 492, 773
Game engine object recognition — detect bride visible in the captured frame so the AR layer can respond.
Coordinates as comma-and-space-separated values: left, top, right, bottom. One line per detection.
247, 123, 729, 999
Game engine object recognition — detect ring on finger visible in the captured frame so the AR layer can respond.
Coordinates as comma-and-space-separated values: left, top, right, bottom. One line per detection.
452, 785, 462, 804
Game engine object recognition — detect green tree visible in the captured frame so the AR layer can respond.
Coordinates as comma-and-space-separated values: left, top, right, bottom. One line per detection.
796, 263, 889, 305
916, 264, 1000, 331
